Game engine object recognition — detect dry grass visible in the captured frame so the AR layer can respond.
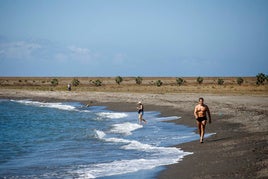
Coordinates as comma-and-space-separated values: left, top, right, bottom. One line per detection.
0, 77, 267, 95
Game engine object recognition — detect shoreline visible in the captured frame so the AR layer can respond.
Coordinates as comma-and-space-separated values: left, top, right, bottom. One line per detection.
0, 89, 267, 178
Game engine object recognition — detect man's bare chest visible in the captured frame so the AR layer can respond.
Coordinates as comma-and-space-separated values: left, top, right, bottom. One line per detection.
197, 105, 207, 112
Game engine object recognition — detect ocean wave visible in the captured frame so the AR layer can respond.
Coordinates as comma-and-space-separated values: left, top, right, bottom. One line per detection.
73, 147, 191, 179
97, 112, 128, 119
154, 116, 181, 121
11, 99, 77, 111
94, 130, 106, 139
110, 122, 142, 135
91, 129, 193, 178
95, 129, 163, 152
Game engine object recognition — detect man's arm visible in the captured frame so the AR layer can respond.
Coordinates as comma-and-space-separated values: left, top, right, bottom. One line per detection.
207, 106, 212, 123
194, 106, 198, 119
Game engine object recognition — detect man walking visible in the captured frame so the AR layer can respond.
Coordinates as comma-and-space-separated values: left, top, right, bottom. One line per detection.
194, 97, 211, 143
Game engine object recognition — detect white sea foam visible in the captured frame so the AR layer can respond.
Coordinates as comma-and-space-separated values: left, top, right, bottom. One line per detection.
97, 112, 128, 119
155, 116, 181, 121
95, 130, 129, 144
95, 129, 178, 153
106, 136, 180, 155
205, 133, 217, 138
110, 122, 142, 135
80, 109, 92, 113
95, 129, 143, 149
90, 129, 193, 178
73, 145, 191, 179
11, 100, 76, 111
94, 130, 106, 139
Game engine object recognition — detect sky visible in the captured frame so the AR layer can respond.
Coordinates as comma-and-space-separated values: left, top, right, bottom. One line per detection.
0, 0, 267, 77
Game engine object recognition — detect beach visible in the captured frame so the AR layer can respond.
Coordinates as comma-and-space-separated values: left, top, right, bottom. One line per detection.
0, 89, 267, 178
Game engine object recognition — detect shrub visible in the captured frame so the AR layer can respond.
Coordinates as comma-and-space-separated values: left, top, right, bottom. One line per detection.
236, 77, 244, 85
72, 78, 80, 86
92, 79, 102, 86
51, 78, 59, 86
115, 76, 123, 85
256, 73, 266, 85
217, 78, 224, 85
135, 76, 143, 85
176, 77, 184, 86
155, 80, 163, 87
196, 77, 203, 84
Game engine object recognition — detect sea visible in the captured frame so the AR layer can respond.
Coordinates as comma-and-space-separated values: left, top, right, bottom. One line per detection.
0, 99, 212, 179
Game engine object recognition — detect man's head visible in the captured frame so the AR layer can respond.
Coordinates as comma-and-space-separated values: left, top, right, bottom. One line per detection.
199, 97, 204, 104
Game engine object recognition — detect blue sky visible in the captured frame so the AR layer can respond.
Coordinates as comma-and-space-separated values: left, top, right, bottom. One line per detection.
0, 0, 267, 77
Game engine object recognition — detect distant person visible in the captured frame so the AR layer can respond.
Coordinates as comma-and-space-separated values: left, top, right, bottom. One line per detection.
67, 83, 71, 91
194, 97, 211, 143
137, 101, 147, 124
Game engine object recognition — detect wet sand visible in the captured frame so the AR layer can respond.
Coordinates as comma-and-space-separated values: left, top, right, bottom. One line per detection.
0, 89, 267, 178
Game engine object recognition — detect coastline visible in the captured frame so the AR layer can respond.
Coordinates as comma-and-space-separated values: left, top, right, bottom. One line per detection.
0, 89, 267, 178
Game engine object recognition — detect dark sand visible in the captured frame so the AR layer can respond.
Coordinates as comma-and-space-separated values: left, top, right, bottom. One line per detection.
0, 90, 267, 179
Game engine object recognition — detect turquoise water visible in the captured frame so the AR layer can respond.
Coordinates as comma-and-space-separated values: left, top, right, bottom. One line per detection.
0, 99, 204, 178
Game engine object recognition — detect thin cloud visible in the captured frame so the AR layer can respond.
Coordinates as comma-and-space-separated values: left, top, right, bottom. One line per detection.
69, 46, 90, 55
0, 41, 41, 60
68, 46, 99, 63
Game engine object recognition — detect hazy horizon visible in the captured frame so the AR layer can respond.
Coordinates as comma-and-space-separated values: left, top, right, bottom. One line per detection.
0, 75, 260, 78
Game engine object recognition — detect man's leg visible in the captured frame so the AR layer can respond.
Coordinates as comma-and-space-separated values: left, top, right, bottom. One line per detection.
196, 121, 202, 141
200, 120, 207, 143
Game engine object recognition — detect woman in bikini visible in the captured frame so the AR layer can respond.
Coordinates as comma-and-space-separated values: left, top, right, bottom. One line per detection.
137, 101, 147, 124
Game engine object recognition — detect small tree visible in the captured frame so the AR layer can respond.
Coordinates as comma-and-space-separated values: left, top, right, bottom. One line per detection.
256, 73, 266, 85
236, 77, 244, 85
135, 76, 143, 85
51, 78, 59, 86
155, 80, 163, 87
176, 77, 185, 86
217, 78, 224, 85
115, 76, 123, 85
72, 78, 80, 87
196, 77, 203, 84
92, 79, 102, 87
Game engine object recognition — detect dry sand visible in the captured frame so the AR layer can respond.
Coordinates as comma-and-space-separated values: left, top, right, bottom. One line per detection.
0, 89, 267, 179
